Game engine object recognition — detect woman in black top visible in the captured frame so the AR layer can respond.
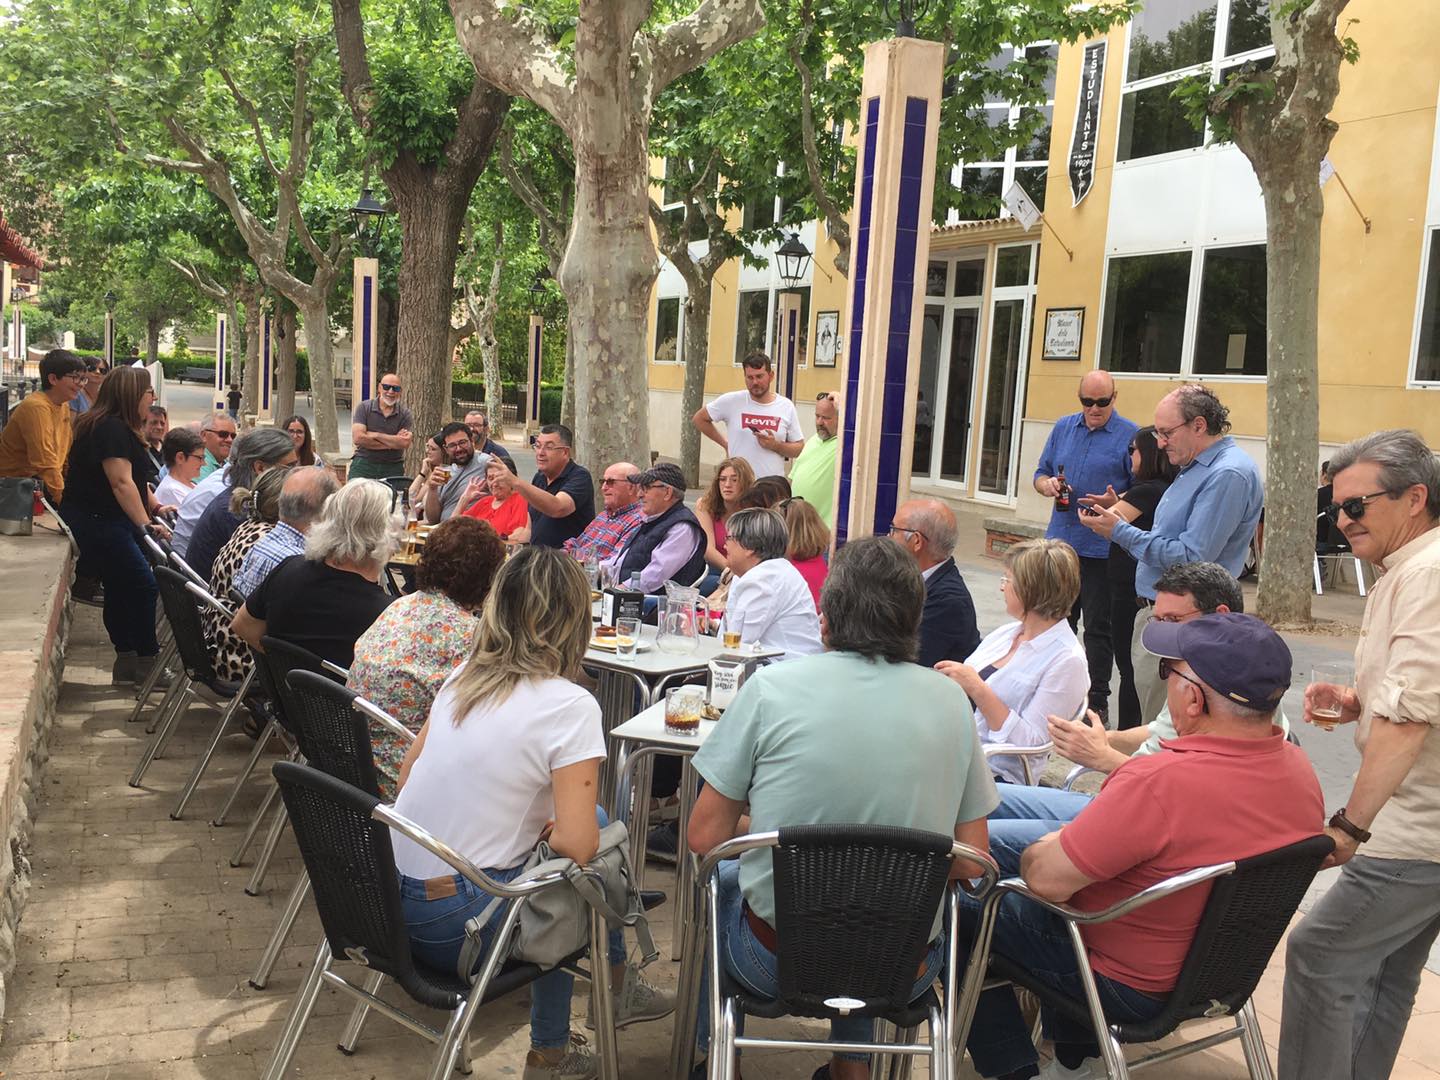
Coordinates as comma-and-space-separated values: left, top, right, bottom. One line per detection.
65, 367, 175, 685
1105, 426, 1176, 730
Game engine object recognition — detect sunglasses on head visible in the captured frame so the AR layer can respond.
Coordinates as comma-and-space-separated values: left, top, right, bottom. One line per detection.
1079, 395, 1114, 408
1323, 490, 1396, 523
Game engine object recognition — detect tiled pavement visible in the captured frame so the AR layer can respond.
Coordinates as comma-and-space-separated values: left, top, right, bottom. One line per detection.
2, 608, 1438, 1079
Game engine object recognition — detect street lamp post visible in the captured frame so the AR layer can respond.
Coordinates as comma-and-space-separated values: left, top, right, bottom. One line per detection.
527, 276, 546, 435
774, 232, 812, 400
349, 188, 389, 420
103, 290, 117, 369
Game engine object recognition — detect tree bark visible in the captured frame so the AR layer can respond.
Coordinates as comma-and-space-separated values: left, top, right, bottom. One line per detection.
377, 289, 397, 377
274, 307, 297, 424
146, 317, 162, 365
561, 335, 576, 431
298, 301, 339, 455
677, 289, 712, 484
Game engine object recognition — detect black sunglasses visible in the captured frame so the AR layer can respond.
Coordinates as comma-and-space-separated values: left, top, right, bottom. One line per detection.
1323, 490, 1395, 523
1079, 395, 1114, 408
1158, 657, 1208, 710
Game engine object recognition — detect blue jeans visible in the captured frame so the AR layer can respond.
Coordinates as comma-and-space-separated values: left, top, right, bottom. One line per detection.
67, 511, 158, 655
697, 860, 944, 1063
955, 888, 1165, 1077
987, 786, 1093, 877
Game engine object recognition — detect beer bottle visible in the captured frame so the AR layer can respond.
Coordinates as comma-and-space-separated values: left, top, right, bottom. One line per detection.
1055, 465, 1072, 511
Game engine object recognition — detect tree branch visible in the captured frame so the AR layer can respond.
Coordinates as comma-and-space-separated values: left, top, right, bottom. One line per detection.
449, 0, 575, 134
496, 125, 570, 264
167, 258, 229, 302
330, 0, 377, 135
216, 65, 282, 178
652, 0, 765, 92
789, 44, 849, 275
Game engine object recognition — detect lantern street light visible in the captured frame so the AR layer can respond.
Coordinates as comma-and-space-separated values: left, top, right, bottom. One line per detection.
882, 0, 929, 38
775, 232, 812, 292
103, 290, 117, 311
349, 188, 389, 257
529, 275, 547, 314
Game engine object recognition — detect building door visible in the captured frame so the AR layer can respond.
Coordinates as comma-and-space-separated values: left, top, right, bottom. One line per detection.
914, 254, 985, 488
976, 243, 1038, 500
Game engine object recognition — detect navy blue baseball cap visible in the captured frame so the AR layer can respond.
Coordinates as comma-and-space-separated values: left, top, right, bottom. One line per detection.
1142, 612, 1291, 709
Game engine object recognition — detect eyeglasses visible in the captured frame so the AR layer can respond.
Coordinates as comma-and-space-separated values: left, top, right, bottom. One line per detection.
212, 431, 237, 441
602, 475, 641, 486
1158, 657, 1208, 705
888, 524, 926, 541
1323, 490, 1396, 523
1126, 444, 1137, 454
62, 372, 86, 382
1153, 420, 1190, 443
1078, 395, 1114, 408
816, 392, 834, 402
188, 451, 207, 461
380, 383, 402, 393
1147, 608, 1202, 625
443, 442, 471, 454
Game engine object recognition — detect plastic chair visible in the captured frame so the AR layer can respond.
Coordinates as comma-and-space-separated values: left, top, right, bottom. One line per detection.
983, 741, 1055, 786
262, 761, 614, 1080
128, 567, 250, 797
952, 834, 1335, 1080
673, 824, 999, 1080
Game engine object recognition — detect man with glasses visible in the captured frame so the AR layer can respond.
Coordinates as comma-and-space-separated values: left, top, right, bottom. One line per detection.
348, 375, 413, 480
788, 391, 841, 528
564, 462, 646, 563
508, 423, 595, 548
1079, 383, 1262, 727
196, 411, 238, 481
0, 347, 84, 504
1279, 429, 1440, 1080
1033, 370, 1137, 723
422, 422, 490, 523
462, 408, 516, 474
889, 497, 980, 668
601, 462, 706, 593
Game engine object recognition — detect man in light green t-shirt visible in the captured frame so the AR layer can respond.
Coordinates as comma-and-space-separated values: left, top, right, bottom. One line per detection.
687, 537, 999, 1080
787, 391, 839, 528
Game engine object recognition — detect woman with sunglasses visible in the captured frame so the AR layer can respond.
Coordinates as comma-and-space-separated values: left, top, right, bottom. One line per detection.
1105, 426, 1177, 730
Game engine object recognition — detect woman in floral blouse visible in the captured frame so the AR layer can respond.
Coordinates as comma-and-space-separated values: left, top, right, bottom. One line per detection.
347, 516, 505, 796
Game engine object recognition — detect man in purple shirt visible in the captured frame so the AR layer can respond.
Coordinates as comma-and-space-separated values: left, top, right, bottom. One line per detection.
601, 463, 706, 593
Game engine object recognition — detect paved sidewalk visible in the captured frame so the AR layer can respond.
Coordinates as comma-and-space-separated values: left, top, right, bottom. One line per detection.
6, 611, 1439, 1079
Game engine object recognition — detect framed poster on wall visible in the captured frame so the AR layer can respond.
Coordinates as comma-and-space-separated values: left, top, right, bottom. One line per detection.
814, 310, 839, 367
1043, 307, 1084, 361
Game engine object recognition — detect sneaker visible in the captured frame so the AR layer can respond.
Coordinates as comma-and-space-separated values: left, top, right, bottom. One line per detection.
111, 651, 137, 685
522, 1033, 599, 1079
1040, 1055, 1102, 1079
132, 656, 172, 689
586, 962, 676, 1030
73, 577, 105, 607
647, 822, 679, 865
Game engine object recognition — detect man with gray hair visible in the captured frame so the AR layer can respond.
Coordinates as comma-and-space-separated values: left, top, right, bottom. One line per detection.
173, 427, 297, 568
1279, 429, 1440, 1080
234, 467, 339, 597
196, 410, 238, 481
601, 462, 706, 593
889, 497, 980, 668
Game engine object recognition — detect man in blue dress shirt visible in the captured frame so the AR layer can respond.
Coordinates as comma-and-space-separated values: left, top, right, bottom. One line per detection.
1033, 371, 1137, 720
1081, 382, 1263, 727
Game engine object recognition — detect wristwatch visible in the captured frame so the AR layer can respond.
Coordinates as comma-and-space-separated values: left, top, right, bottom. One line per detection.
1329, 808, 1371, 844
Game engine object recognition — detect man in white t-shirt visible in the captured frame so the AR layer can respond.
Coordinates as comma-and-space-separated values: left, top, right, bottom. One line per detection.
692, 351, 804, 479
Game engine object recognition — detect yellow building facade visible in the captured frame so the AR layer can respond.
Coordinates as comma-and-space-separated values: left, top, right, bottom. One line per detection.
645, 0, 1440, 522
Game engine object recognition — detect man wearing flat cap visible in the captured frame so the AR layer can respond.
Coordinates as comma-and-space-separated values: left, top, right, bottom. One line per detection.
600, 462, 706, 594
954, 612, 1323, 1080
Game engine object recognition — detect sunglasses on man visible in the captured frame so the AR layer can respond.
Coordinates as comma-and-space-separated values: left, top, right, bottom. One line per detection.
1079, 395, 1113, 408
1323, 490, 1396, 523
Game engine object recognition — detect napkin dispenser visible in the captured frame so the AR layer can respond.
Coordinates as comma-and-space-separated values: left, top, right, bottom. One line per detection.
707, 652, 762, 710
600, 585, 644, 628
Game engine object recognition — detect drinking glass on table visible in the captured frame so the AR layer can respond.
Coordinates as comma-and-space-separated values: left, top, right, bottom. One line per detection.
615, 616, 640, 661
1308, 662, 1354, 730
583, 556, 600, 590
664, 685, 704, 737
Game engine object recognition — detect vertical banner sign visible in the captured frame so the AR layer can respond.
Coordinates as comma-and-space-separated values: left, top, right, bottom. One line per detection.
213, 311, 229, 413
352, 257, 380, 412
527, 315, 544, 431
259, 312, 274, 419
777, 292, 802, 400
1068, 40, 1107, 208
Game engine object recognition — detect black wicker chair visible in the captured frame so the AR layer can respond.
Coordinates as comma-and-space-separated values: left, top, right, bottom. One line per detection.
128, 534, 179, 724
674, 824, 999, 1080
128, 567, 248, 794
262, 761, 599, 1080
380, 475, 413, 513
952, 834, 1335, 1080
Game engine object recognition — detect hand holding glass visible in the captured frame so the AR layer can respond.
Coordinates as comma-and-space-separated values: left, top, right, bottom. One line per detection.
1307, 662, 1355, 730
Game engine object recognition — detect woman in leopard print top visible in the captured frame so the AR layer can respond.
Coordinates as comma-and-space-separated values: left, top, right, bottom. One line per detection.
205, 467, 292, 683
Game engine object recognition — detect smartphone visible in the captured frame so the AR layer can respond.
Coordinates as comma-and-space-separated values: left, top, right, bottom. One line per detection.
1079, 505, 1100, 517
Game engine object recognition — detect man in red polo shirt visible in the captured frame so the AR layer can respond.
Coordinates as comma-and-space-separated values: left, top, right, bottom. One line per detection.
958, 612, 1323, 1080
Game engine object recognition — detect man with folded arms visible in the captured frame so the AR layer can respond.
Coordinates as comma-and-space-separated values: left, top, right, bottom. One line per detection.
957, 612, 1321, 1080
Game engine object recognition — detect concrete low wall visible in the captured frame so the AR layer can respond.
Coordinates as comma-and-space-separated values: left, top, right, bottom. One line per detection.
0, 528, 73, 1023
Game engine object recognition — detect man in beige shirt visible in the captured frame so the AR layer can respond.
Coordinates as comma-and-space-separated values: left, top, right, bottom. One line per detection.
1279, 428, 1440, 1080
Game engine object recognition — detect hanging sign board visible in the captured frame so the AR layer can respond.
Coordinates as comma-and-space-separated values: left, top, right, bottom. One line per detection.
1068, 40, 1107, 207
1002, 181, 1041, 232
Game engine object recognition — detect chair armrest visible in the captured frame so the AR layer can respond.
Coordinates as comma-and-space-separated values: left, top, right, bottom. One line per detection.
992, 861, 1237, 925
322, 660, 351, 680
371, 802, 571, 899
696, 832, 782, 883
982, 742, 1054, 760
185, 580, 234, 618
953, 841, 1001, 897
167, 551, 209, 589
1062, 763, 1101, 791
350, 694, 417, 745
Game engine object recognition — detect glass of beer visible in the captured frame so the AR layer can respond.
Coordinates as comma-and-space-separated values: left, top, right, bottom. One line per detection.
722, 630, 741, 650
615, 617, 640, 661
1309, 662, 1353, 730
664, 685, 704, 737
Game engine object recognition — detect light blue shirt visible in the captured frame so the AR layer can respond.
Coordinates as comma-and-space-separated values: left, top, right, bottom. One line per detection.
235, 521, 306, 598
1034, 411, 1138, 559
1112, 436, 1263, 600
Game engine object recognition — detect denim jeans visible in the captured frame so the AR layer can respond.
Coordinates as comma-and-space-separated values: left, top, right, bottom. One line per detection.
987, 786, 1093, 877
955, 887, 1165, 1077
66, 511, 158, 656
697, 860, 945, 1063
1278, 855, 1440, 1080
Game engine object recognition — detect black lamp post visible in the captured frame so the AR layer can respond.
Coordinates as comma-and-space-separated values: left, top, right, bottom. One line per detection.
882, 0, 929, 38
529, 275, 547, 314
775, 232, 813, 291
103, 290, 117, 312
349, 188, 389, 256
9, 285, 22, 306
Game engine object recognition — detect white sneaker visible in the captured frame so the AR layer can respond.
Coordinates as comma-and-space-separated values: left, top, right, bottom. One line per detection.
523, 1032, 599, 1079
1040, 1055, 1103, 1079
586, 962, 677, 1030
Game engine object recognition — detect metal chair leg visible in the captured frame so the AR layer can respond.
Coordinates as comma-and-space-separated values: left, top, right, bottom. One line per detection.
129, 677, 193, 787
213, 716, 278, 827
171, 670, 256, 820
251, 871, 311, 990
232, 781, 281, 867
127, 639, 176, 722
589, 904, 619, 1080
261, 939, 331, 1080
142, 673, 187, 735
152, 686, 198, 760
246, 800, 289, 896
1237, 999, 1275, 1080
338, 969, 384, 1053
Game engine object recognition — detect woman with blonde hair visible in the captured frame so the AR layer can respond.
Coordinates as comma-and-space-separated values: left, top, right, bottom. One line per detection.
936, 538, 1089, 784
782, 496, 830, 609
695, 456, 755, 588
392, 546, 673, 1078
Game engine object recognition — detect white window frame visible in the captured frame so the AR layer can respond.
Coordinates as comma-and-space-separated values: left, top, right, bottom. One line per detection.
915, 250, 988, 488
659, 157, 685, 212
1094, 240, 1269, 380
1117, 0, 1276, 167
653, 294, 685, 365
1408, 225, 1440, 387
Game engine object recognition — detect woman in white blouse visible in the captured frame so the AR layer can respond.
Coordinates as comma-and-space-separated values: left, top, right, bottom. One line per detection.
936, 538, 1089, 784
718, 508, 823, 656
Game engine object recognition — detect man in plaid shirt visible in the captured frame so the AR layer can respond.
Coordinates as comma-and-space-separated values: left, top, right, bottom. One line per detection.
564, 461, 645, 563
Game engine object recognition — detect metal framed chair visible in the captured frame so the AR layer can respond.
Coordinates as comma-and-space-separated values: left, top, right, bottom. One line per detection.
128, 534, 179, 724
952, 834, 1335, 1080
380, 475, 413, 514
263, 761, 618, 1080
128, 567, 250, 796
671, 825, 999, 1080
1314, 512, 1369, 596
983, 741, 1055, 786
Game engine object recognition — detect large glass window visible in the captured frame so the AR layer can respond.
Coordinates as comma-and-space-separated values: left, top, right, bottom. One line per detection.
1415, 228, 1440, 383
1193, 245, 1266, 375
735, 290, 769, 363
654, 296, 681, 364
954, 42, 1056, 222
1100, 252, 1191, 373
1118, 0, 1272, 163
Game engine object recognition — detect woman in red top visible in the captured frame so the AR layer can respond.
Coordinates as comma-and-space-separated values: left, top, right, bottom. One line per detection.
783, 496, 830, 609
461, 458, 530, 539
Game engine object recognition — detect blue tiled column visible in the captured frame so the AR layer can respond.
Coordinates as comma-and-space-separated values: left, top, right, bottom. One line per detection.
352, 257, 379, 409
213, 312, 229, 414
259, 312, 274, 420
528, 315, 544, 432
777, 291, 803, 401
